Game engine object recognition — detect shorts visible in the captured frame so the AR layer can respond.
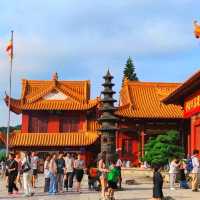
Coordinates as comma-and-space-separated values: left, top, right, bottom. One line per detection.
75, 169, 84, 182
108, 181, 117, 189
32, 169, 38, 176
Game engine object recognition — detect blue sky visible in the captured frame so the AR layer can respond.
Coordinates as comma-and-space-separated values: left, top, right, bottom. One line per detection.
0, 0, 200, 126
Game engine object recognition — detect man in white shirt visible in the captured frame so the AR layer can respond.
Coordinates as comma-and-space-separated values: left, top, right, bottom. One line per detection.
64, 153, 74, 191
191, 149, 200, 192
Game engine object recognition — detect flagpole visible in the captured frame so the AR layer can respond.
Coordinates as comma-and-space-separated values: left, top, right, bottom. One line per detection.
6, 30, 14, 156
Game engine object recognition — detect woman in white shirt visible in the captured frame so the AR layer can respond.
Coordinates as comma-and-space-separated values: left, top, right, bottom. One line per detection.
169, 158, 180, 190
44, 155, 51, 192
21, 152, 33, 197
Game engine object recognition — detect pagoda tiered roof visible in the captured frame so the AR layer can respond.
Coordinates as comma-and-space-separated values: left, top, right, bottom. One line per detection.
5, 77, 99, 114
116, 79, 183, 119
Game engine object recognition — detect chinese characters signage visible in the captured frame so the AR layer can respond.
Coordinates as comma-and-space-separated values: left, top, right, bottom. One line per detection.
184, 94, 200, 117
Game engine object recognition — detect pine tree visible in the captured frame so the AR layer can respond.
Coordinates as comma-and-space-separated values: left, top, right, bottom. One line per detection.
123, 57, 139, 82
143, 130, 184, 166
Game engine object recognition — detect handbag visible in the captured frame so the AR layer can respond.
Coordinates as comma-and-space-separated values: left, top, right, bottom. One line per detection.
22, 161, 31, 172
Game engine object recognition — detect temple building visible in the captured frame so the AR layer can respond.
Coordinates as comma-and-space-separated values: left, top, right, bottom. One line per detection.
1, 71, 192, 166
4, 73, 100, 163
116, 79, 188, 165
164, 70, 200, 156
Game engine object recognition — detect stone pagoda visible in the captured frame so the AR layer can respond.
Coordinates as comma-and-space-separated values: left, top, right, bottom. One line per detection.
98, 70, 118, 162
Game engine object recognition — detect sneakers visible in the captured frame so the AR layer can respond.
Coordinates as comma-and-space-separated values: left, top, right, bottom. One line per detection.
192, 189, 199, 192
23, 194, 30, 197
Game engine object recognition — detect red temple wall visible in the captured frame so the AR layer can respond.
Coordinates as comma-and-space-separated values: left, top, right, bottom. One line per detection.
183, 89, 200, 155
22, 111, 87, 133
48, 116, 60, 132
191, 117, 200, 155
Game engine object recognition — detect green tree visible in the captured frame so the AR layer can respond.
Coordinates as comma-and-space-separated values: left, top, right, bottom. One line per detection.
123, 57, 139, 82
0, 150, 6, 161
0, 125, 21, 134
143, 130, 184, 166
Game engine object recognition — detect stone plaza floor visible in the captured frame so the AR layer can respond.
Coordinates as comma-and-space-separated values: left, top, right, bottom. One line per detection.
0, 175, 199, 200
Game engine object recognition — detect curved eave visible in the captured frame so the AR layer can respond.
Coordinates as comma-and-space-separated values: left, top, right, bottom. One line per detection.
163, 70, 200, 105
4, 96, 99, 112
4, 96, 22, 114
0, 132, 6, 144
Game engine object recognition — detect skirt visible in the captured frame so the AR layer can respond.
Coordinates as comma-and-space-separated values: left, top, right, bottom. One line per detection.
108, 181, 118, 189
75, 169, 84, 182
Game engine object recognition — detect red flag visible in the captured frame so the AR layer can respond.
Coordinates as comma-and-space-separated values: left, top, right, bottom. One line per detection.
193, 20, 200, 39
6, 40, 13, 57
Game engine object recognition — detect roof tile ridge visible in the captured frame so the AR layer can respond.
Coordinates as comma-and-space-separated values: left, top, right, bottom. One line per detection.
57, 83, 85, 102
21, 79, 27, 100
127, 81, 182, 87
26, 84, 54, 104
118, 103, 131, 111
126, 83, 133, 106
84, 80, 90, 101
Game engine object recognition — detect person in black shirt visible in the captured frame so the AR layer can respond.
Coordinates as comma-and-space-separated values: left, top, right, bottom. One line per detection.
7, 153, 18, 195
56, 152, 65, 193
152, 165, 163, 200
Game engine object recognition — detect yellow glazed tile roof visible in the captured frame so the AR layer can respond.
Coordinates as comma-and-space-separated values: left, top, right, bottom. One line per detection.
5, 78, 99, 114
8, 131, 100, 147
116, 80, 183, 119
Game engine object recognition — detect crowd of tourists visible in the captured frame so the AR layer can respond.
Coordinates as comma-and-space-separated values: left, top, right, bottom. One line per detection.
1, 149, 200, 200
152, 149, 200, 200
2, 151, 122, 200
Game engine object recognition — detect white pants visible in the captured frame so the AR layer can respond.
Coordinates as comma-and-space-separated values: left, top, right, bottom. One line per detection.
23, 171, 33, 195
169, 173, 176, 189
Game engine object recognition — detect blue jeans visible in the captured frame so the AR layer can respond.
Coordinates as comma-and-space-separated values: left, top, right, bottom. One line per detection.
180, 180, 189, 189
49, 172, 57, 194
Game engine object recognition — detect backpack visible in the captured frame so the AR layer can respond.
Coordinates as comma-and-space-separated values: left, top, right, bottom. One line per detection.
186, 158, 193, 172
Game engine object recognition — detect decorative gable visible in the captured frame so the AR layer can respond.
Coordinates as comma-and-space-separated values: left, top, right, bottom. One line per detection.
43, 90, 70, 100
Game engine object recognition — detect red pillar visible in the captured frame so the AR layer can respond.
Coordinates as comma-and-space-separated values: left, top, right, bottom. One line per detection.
191, 116, 196, 152
21, 113, 29, 133
141, 130, 145, 158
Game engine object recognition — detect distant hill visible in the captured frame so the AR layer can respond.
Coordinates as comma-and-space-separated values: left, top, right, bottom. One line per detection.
0, 125, 21, 134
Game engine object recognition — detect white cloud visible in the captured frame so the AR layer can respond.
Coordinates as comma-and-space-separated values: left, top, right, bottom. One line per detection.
0, 0, 200, 126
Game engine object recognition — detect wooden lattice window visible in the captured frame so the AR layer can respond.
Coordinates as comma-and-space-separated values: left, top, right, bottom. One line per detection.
29, 115, 48, 133
60, 116, 80, 132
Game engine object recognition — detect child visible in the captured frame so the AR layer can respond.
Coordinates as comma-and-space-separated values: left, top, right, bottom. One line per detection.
179, 162, 189, 189
152, 165, 163, 200
107, 160, 120, 200
88, 166, 99, 190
